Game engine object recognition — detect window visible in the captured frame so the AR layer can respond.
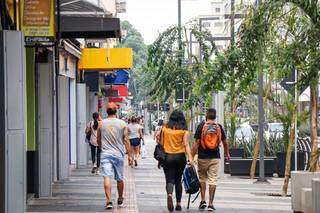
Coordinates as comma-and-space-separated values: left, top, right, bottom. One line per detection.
64, 58, 69, 72
214, 22, 223, 28
215, 7, 221, 13
202, 22, 211, 28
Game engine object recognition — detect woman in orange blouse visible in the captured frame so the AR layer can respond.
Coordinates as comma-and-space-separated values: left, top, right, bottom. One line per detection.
158, 110, 193, 212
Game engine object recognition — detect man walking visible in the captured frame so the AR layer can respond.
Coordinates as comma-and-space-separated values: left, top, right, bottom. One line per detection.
97, 102, 132, 210
192, 108, 230, 211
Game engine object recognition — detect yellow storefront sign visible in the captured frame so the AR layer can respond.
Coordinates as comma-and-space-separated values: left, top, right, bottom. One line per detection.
78, 48, 133, 71
21, 0, 55, 45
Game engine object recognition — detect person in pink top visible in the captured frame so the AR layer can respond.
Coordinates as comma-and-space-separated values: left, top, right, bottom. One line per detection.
85, 112, 102, 174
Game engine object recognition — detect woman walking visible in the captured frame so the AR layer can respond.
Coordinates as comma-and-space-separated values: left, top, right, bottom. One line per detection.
127, 117, 144, 167
85, 112, 102, 174
157, 110, 193, 212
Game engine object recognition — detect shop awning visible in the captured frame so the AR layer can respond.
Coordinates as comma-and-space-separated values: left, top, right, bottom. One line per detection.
105, 70, 129, 84
60, 16, 121, 39
78, 48, 133, 70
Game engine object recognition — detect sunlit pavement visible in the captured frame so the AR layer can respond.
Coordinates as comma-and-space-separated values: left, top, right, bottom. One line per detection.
27, 136, 291, 213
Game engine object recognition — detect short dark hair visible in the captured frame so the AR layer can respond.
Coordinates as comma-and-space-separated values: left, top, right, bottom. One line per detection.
167, 110, 187, 130
107, 108, 117, 115
206, 108, 216, 120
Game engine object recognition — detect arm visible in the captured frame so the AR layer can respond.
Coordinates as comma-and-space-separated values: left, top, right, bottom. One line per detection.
85, 122, 90, 134
192, 139, 199, 158
139, 128, 144, 145
223, 139, 230, 161
183, 132, 193, 164
97, 128, 101, 148
123, 127, 131, 154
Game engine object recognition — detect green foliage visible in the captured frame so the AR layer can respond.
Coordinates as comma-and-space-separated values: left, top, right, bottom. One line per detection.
117, 21, 148, 104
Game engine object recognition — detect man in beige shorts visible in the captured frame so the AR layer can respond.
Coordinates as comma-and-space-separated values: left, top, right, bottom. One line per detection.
192, 108, 230, 211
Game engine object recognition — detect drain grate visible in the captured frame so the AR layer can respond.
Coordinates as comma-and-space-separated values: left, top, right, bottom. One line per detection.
251, 192, 291, 197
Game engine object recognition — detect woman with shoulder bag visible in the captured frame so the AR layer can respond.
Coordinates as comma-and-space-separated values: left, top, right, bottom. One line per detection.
156, 110, 193, 212
85, 112, 102, 174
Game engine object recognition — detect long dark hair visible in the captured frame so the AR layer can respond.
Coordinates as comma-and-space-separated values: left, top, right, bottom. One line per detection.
92, 112, 99, 130
167, 110, 187, 130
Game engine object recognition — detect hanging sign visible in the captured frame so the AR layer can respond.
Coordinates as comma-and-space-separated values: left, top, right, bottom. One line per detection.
21, 0, 55, 46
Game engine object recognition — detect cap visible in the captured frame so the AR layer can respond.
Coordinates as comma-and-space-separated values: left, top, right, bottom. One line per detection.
106, 102, 118, 110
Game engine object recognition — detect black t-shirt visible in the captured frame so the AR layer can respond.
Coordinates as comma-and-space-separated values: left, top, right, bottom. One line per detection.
194, 121, 226, 159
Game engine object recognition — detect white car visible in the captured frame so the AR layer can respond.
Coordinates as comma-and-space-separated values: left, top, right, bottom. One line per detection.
265, 122, 284, 141
235, 124, 256, 143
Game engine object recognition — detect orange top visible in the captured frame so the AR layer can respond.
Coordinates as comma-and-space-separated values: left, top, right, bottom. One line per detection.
162, 126, 187, 154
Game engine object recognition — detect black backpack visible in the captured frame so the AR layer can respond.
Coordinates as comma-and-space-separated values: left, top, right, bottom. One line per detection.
183, 165, 200, 194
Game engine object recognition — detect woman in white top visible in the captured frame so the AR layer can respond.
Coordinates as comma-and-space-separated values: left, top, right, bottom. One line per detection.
85, 112, 101, 174
127, 117, 144, 167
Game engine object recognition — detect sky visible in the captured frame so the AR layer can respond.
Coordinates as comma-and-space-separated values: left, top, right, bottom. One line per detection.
118, 0, 212, 45
118, 0, 178, 44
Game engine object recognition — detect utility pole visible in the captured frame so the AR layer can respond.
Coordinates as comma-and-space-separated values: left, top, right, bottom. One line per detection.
256, 0, 267, 183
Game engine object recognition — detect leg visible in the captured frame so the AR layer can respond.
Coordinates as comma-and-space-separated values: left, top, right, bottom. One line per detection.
174, 154, 186, 206
208, 185, 217, 206
134, 146, 140, 166
117, 180, 124, 199
90, 144, 96, 166
96, 147, 101, 168
163, 154, 175, 212
129, 143, 134, 166
103, 177, 112, 203
207, 159, 220, 208
200, 182, 206, 202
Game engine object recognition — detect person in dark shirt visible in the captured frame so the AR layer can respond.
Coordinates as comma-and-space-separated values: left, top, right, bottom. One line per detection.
192, 108, 230, 211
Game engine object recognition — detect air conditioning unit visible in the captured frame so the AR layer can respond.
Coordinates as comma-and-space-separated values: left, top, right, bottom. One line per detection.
116, 0, 126, 13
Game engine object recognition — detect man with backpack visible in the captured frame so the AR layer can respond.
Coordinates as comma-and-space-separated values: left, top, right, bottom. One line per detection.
192, 108, 230, 211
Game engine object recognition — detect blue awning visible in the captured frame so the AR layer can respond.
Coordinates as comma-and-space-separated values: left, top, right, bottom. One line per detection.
105, 69, 129, 85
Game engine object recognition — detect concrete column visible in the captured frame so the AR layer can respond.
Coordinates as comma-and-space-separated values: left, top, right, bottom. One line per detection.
312, 178, 320, 213
0, 31, 26, 213
76, 84, 88, 167
37, 62, 54, 197
212, 92, 225, 177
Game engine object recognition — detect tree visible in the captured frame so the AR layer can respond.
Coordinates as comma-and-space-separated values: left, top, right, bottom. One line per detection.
117, 21, 148, 105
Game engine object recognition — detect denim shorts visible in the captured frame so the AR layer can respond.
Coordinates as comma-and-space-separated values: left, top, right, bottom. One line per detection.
100, 153, 124, 181
130, 138, 141, 147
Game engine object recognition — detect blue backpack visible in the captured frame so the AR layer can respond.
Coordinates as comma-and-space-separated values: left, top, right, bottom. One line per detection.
183, 165, 200, 194
183, 165, 200, 209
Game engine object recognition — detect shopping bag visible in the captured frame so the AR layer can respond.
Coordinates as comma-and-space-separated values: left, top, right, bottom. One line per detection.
141, 144, 147, 159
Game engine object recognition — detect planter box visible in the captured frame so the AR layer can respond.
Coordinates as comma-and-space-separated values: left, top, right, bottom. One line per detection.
229, 148, 245, 158
291, 171, 320, 212
229, 158, 275, 177
276, 152, 306, 177
312, 178, 320, 213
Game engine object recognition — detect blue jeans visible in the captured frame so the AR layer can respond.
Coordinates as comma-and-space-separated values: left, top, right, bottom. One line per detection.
100, 153, 124, 181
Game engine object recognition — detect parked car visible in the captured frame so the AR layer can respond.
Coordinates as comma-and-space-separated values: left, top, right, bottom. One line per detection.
235, 124, 256, 143
265, 122, 284, 141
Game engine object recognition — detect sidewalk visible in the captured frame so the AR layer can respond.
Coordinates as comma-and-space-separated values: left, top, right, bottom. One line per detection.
133, 136, 292, 213
27, 136, 292, 212
27, 162, 138, 212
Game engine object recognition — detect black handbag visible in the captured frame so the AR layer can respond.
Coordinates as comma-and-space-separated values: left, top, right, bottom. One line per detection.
154, 129, 165, 162
86, 122, 92, 141
154, 144, 165, 162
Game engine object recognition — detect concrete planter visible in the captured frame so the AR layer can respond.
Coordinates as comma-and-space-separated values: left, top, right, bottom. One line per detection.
276, 152, 306, 177
229, 158, 275, 177
291, 171, 320, 212
312, 178, 320, 213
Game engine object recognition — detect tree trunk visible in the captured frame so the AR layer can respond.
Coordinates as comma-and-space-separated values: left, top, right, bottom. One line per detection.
282, 115, 295, 196
250, 136, 260, 178
309, 82, 319, 172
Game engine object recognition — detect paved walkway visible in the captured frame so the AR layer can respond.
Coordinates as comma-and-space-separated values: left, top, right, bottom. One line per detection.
27, 136, 292, 212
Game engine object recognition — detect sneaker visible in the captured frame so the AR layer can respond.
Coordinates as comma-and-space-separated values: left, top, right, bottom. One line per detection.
199, 201, 207, 211
95, 168, 100, 175
175, 205, 182, 211
207, 205, 215, 211
134, 160, 138, 167
91, 167, 96, 174
118, 198, 124, 207
105, 202, 113, 210
167, 195, 174, 212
